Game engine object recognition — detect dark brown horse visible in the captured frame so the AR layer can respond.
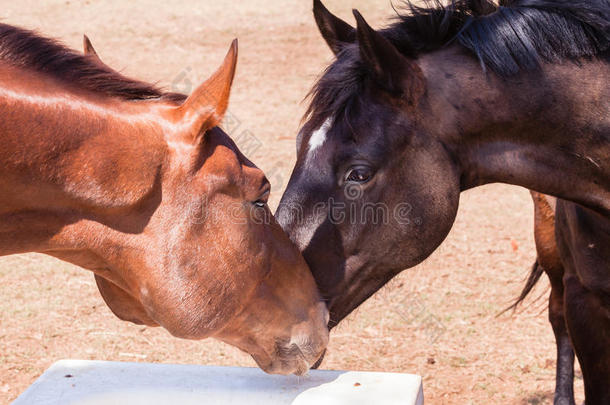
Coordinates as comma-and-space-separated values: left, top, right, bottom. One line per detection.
0, 24, 329, 375
276, 0, 609, 400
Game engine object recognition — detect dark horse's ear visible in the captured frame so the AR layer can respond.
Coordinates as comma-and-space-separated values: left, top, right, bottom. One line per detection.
353, 10, 424, 102
313, 0, 355, 55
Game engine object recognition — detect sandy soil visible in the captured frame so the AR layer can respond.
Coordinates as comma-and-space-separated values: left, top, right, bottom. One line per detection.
0, 1, 584, 404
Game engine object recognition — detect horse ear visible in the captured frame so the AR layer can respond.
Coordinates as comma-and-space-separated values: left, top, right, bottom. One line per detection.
313, 0, 355, 55
353, 10, 424, 101
83, 35, 113, 69
175, 39, 238, 143
83, 34, 99, 58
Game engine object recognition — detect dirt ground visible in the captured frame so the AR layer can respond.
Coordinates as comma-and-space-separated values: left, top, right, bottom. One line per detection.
0, 1, 585, 404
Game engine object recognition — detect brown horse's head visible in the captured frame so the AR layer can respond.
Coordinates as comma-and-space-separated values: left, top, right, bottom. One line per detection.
95, 40, 328, 374
0, 29, 328, 375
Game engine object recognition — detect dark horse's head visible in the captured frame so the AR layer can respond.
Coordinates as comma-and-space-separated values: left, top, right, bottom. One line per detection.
276, 1, 461, 327
277, 0, 609, 328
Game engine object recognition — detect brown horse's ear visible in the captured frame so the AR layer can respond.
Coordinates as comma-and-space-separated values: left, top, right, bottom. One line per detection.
175, 39, 238, 143
313, 0, 355, 55
353, 10, 424, 101
83, 35, 114, 70
83, 34, 99, 58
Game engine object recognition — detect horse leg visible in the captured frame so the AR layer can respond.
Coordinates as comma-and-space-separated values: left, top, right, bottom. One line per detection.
529, 192, 576, 404
563, 275, 610, 405
556, 201, 610, 404
547, 276, 575, 405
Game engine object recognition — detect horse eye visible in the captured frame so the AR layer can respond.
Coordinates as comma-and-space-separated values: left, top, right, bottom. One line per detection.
253, 187, 270, 208
345, 166, 373, 183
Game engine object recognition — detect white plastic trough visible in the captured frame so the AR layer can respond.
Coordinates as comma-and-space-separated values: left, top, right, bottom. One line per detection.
13, 359, 424, 405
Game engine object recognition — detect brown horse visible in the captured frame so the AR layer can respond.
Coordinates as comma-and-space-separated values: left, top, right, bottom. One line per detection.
277, 0, 609, 400
0, 24, 329, 375
508, 192, 575, 405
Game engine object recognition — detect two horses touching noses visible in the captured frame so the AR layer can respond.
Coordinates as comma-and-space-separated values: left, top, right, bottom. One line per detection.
0, 24, 328, 375
4, 1, 608, 403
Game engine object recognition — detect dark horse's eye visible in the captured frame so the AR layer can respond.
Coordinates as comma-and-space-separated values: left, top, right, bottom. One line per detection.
345, 166, 373, 183
253, 200, 266, 208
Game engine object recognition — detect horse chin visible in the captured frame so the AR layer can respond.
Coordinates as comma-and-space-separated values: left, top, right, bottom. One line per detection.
250, 352, 311, 376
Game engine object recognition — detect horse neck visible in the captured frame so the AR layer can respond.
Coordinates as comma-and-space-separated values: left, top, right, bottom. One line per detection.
0, 76, 168, 257
420, 47, 610, 215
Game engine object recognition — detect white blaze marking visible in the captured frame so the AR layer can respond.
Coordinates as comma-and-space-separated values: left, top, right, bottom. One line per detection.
307, 118, 332, 157
294, 117, 334, 247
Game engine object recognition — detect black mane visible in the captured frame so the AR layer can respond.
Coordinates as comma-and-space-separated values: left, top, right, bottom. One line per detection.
0, 23, 186, 102
389, 0, 609, 74
306, 0, 609, 127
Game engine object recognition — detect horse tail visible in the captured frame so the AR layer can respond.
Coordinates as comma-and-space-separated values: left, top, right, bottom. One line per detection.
498, 259, 545, 316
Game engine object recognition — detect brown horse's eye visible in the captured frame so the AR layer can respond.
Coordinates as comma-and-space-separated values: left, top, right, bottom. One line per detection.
345, 166, 373, 183
253, 187, 270, 208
